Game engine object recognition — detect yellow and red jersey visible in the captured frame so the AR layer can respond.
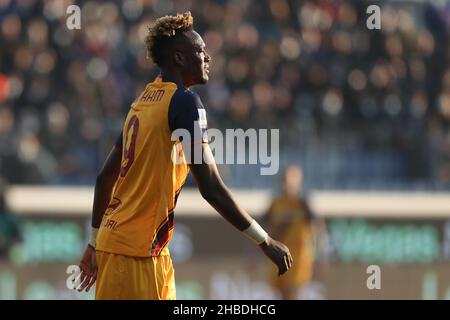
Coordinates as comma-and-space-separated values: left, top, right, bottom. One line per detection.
267, 195, 315, 287
96, 78, 208, 257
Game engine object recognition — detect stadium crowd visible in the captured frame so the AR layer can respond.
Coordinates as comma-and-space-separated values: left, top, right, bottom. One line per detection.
0, 0, 450, 189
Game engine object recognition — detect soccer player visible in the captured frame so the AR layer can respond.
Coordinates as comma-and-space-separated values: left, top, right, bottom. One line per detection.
77, 12, 292, 300
265, 165, 327, 299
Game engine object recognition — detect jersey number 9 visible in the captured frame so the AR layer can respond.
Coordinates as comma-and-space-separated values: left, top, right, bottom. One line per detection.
120, 115, 139, 177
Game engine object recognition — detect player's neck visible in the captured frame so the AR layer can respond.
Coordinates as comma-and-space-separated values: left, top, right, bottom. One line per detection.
160, 69, 186, 88
283, 191, 300, 200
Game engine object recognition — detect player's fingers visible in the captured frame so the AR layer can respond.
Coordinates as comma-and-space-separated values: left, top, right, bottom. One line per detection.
85, 269, 97, 292
286, 254, 292, 270
278, 256, 288, 276
77, 268, 88, 290
77, 272, 92, 292
78, 277, 92, 292
77, 276, 89, 291
283, 254, 290, 271
85, 276, 96, 292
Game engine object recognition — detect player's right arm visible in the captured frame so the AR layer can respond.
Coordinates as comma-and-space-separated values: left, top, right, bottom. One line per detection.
77, 138, 122, 292
189, 144, 293, 275
90, 143, 122, 229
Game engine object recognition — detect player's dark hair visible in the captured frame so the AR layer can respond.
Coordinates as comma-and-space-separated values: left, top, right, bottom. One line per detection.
145, 11, 194, 67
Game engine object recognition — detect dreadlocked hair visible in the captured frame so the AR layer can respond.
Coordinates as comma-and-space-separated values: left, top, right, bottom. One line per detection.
145, 11, 194, 67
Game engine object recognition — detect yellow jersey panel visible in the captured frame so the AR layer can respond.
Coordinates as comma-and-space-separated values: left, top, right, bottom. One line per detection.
268, 196, 315, 287
96, 81, 190, 257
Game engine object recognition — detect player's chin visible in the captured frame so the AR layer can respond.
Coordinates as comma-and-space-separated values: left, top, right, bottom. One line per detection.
199, 74, 209, 84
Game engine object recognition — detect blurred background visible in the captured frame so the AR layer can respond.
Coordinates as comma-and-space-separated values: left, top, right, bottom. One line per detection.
1, 0, 450, 299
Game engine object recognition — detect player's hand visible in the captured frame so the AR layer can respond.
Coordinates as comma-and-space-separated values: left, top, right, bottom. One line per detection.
77, 244, 97, 292
259, 237, 292, 276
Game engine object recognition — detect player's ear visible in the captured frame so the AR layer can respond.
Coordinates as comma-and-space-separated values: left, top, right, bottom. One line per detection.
174, 51, 185, 67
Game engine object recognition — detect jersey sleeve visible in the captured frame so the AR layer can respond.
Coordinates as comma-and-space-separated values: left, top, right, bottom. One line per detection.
168, 89, 208, 144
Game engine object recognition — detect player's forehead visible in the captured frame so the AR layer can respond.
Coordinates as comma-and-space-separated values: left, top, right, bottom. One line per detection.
184, 30, 206, 49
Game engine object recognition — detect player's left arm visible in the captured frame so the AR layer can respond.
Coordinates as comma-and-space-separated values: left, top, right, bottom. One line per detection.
170, 91, 292, 275
77, 137, 122, 292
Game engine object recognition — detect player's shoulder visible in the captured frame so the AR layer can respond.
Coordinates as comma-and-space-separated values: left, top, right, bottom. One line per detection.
171, 87, 203, 108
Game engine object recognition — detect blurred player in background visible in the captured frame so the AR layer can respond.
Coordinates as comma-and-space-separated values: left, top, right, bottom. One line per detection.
265, 164, 328, 300
77, 12, 292, 300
